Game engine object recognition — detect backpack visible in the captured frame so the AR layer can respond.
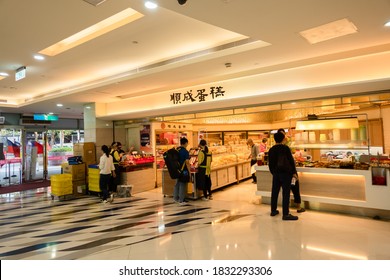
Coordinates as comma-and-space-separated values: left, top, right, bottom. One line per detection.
276, 152, 293, 174
163, 147, 185, 179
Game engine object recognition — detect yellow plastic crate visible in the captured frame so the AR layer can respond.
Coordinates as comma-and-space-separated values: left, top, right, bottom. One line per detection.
88, 168, 101, 192
50, 174, 73, 196
88, 168, 100, 176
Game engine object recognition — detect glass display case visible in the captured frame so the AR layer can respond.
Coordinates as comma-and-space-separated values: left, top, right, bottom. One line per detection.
289, 115, 371, 167
162, 144, 252, 199
204, 132, 223, 146
223, 131, 247, 145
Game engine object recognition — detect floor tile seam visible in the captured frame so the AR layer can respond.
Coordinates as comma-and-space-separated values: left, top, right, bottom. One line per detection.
73, 245, 132, 260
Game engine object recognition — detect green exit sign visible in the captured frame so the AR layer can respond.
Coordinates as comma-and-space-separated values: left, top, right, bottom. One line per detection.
34, 114, 59, 121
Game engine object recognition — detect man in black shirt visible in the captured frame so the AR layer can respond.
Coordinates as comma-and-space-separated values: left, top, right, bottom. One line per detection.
268, 132, 298, 221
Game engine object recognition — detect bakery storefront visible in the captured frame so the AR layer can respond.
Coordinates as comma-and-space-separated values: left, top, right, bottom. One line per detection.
111, 91, 390, 218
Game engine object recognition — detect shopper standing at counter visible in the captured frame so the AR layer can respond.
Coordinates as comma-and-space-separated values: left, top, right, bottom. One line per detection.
99, 145, 116, 203
277, 128, 305, 213
173, 137, 191, 206
247, 138, 259, 184
197, 139, 213, 200
110, 142, 121, 201
268, 132, 298, 220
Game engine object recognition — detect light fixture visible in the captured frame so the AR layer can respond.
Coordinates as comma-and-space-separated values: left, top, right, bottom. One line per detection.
295, 116, 359, 130
38, 8, 144, 56
34, 54, 45, 61
385, 21, 390, 27
145, 1, 158, 9
0, 72, 9, 81
299, 18, 358, 44
178, 0, 188, 5
56, 104, 63, 107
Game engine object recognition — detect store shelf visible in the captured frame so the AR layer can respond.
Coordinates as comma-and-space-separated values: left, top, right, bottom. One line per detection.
293, 141, 369, 150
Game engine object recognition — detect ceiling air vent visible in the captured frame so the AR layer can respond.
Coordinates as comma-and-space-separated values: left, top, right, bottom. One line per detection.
83, 0, 106, 6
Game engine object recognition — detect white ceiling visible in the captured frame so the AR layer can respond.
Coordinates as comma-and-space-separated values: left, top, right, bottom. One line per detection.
1, 0, 390, 120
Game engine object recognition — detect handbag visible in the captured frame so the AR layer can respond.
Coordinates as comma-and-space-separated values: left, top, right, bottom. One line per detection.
178, 162, 190, 183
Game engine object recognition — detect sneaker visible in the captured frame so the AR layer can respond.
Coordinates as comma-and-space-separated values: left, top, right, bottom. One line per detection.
282, 214, 299, 220
201, 197, 209, 201
208, 195, 213, 200
179, 201, 188, 206
270, 210, 279, 216
102, 200, 108, 204
297, 208, 306, 213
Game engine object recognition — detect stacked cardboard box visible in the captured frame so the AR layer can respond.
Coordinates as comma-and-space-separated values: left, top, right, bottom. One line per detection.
62, 162, 86, 195
73, 142, 96, 165
73, 142, 96, 191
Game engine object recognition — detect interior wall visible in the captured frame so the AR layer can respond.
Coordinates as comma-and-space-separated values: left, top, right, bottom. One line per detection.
381, 106, 390, 154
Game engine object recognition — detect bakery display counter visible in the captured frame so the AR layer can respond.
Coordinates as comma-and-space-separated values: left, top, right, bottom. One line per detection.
255, 165, 390, 216
119, 156, 156, 193
162, 162, 240, 199
161, 144, 253, 199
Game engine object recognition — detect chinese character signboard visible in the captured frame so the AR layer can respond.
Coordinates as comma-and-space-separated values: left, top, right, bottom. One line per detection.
170, 86, 225, 105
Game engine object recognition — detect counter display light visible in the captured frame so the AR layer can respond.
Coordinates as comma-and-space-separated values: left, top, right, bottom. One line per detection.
295, 116, 359, 130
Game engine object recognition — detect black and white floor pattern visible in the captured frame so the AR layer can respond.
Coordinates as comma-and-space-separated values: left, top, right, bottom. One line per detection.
0, 181, 389, 260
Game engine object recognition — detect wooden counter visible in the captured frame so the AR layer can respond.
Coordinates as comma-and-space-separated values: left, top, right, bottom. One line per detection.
162, 161, 252, 199
255, 165, 390, 217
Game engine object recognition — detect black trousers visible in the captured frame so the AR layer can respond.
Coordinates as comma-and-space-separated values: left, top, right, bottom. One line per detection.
271, 172, 292, 216
196, 167, 212, 198
99, 174, 111, 201
110, 164, 120, 193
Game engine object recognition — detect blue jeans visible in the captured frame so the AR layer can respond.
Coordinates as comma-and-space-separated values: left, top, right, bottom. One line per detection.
271, 172, 292, 216
173, 179, 187, 202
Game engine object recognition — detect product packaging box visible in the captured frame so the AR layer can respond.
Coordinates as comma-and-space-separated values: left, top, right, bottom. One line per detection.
62, 163, 86, 181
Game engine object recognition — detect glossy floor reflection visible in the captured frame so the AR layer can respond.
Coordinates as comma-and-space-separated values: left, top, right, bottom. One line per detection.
0, 180, 389, 260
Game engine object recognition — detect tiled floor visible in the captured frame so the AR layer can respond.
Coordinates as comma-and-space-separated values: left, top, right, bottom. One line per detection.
0, 180, 389, 260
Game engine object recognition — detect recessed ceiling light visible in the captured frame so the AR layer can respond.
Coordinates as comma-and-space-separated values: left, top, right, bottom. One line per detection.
0, 72, 9, 80
34, 54, 45, 60
145, 1, 158, 9
38, 8, 144, 56
56, 104, 63, 107
385, 21, 390, 27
